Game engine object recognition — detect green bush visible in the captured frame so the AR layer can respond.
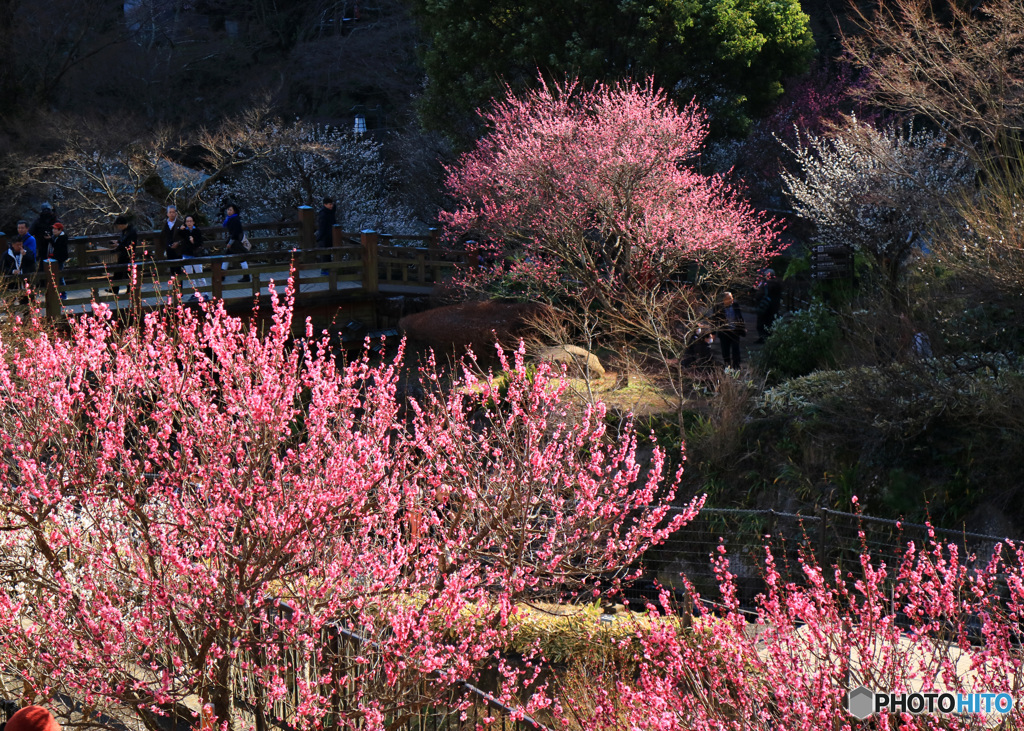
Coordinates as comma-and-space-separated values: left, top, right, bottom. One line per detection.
757, 302, 839, 378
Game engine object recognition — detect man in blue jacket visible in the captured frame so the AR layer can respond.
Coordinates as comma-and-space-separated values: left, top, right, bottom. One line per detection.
16, 221, 36, 259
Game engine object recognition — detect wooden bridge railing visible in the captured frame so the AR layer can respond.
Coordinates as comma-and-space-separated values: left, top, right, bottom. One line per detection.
2, 207, 467, 320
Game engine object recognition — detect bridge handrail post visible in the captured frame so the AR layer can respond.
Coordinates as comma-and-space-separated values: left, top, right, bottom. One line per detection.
361, 230, 379, 293
212, 262, 224, 300
298, 206, 316, 250
427, 227, 440, 282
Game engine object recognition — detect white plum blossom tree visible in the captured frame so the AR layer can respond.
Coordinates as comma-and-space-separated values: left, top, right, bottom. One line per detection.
205, 121, 419, 233
780, 117, 975, 285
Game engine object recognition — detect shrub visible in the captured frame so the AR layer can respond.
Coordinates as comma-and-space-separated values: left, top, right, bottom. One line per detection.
757, 302, 839, 378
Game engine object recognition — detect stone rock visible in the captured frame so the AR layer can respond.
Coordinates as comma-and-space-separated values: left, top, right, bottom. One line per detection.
398, 300, 548, 355
535, 344, 605, 381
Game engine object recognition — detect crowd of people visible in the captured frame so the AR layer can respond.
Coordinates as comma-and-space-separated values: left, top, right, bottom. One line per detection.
2, 197, 343, 304
0, 201, 270, 303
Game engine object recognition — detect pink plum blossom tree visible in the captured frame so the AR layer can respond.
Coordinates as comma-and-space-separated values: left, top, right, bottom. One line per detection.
541, 525, 1024, 730
441, 78, 781, 314
0, 290, 700, 731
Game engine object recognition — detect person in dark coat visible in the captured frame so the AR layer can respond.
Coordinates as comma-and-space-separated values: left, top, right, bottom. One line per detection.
2, 237, 37, 303
30, 203, 58, 254
45, 222, 69, 265
179, 215, 208, 299
159, 205, 182, 255
316, 197, 336, 247
316, 197, 336, 274
711, 291, 747, 368
160, 205, 184, 275
221, 204, 250, 282
42, 222, 70, 299
106, 215, 139, 296
754, 268, 782, 343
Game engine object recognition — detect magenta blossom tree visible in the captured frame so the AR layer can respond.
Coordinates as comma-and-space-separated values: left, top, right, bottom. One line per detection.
441, 78, 781, 312
541, 526, 1024, 730
0, 290, 700, 731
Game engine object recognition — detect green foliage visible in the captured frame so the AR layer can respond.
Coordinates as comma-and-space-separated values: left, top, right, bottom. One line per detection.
411, 0, 814, 141
757, 303, 839, 379
930, 301, 1023, 353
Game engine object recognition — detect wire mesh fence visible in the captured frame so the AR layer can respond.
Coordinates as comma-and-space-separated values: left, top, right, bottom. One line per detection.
633, 507, 1017, 614
227, 605, 548, 731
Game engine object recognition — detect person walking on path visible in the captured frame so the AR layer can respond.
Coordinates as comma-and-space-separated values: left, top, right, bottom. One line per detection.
712, 291, 747, 368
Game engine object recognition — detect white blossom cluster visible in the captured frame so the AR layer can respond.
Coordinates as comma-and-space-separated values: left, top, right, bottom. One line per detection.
205, 122, 420, 233
780, 119, 975, 266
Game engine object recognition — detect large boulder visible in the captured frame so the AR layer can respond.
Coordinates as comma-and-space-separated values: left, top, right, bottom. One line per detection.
535, 344, 605, 381
399, 300, 548, 355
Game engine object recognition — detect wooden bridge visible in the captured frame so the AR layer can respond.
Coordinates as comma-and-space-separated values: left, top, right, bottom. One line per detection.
8, 207, 468, 327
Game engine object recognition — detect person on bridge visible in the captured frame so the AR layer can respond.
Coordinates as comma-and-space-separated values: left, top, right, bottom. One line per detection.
221, 204, 250, 283
46, 222, 69, 267
43, 221, 70, 300
105, 215, 140, 296
160, 205, 184, 275
29, 203, 57, 254
15, 221, 36, 259
1, 236, 36, 304
316, 196, 336, 275
179, 215, 208, 300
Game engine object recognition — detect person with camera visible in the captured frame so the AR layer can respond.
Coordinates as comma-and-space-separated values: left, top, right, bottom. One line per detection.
30, 203, 57, 255
41, 221, 70, 300
102, 215, 139, 296
2, 236, 37, 304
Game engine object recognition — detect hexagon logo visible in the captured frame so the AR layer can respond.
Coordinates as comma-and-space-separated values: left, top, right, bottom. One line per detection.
847, 685, 875, 719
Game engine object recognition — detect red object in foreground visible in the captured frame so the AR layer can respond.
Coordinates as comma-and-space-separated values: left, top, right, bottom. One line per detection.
4, 708, 60, 731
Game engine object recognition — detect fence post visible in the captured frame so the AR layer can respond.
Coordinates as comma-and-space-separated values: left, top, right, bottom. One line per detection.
75, 240, 89, 267
427, 227, 441, 282
298, 206, 316, 249
212, 263, 224, 300
44, 261, 61, 320
361, 230, 379, 293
